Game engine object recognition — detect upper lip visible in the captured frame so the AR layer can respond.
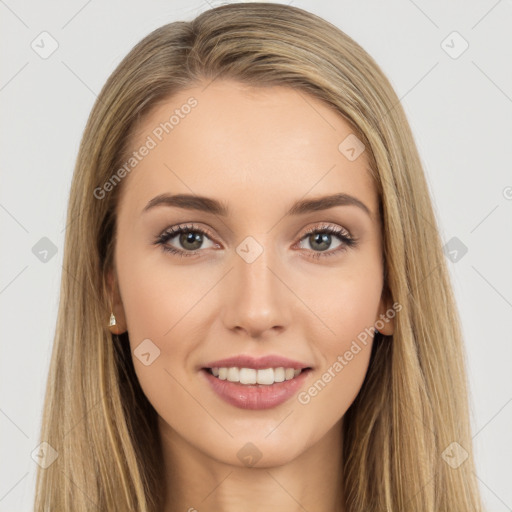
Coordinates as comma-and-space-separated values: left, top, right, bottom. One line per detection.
202, 354, 312, 370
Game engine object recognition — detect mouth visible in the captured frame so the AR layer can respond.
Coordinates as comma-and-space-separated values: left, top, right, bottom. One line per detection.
202, 366, 313, 386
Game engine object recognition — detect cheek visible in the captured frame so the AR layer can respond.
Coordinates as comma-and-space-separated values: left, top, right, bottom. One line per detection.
116, 241, 201, 341
300, 257, 383, 343
295, 342, 372, 441
296, 260, 382, 406
292, 277, 380, 435
115, 249, 200, 420
115, 244, 214, 393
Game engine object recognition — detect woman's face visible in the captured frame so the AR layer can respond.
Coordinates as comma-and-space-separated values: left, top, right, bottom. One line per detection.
111, 79, 394, 467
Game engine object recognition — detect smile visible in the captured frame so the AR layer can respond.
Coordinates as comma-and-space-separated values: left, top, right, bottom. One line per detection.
206, 366, 307, 385
201, 367, 313, 410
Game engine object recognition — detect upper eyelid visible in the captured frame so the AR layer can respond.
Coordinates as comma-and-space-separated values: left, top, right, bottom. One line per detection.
158, 223, 217, 243
302, 223, 352, 237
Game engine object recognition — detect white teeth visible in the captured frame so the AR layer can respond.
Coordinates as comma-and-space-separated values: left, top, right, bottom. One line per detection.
273, 367, 285, 382
256, 368, 273, 385
240, 368, 257, 384
227, 367, 239, 382
285, 368, 295, 380
209, 366, 306, 385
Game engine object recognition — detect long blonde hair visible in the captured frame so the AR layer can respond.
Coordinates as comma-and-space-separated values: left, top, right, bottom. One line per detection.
34, 3, 483, 510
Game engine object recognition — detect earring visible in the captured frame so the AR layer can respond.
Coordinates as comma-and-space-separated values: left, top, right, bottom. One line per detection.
108, 310, 124, 335
108, 310, 118, 334
107, 295, 123, 334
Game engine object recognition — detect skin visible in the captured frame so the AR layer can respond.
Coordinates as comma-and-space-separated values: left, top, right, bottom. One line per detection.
108, 79, 394, 512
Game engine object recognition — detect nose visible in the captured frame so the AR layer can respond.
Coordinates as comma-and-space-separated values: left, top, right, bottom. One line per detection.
222, 240, 291, 339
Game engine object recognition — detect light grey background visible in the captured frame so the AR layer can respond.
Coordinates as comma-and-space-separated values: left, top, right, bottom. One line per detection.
1, 0, 511, 510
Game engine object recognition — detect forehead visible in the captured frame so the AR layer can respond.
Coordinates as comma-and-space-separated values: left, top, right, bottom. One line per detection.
118, 80, 378, 222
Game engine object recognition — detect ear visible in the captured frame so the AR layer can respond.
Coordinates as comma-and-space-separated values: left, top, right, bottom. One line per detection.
374, 288, 395, 336
106, 268, 128, 335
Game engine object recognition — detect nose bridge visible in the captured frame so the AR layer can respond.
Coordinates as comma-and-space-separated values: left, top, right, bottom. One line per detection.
224, 234, 288, 335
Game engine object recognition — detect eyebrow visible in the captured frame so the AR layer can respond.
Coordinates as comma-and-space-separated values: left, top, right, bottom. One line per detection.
142, 192, 372, 218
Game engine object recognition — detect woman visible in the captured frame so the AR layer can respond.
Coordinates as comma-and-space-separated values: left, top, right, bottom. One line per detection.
34, 3, 483, 511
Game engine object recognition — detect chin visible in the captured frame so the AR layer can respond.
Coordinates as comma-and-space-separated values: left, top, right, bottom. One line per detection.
212, 435, 307, 469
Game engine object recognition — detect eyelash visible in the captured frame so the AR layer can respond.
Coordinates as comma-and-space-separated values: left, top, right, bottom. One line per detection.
153, 223, 357, 260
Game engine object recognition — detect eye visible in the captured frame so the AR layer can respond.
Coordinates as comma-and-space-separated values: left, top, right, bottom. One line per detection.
154, 222, 357, 259
296, 223, 357, 260
153, 223, 217, 258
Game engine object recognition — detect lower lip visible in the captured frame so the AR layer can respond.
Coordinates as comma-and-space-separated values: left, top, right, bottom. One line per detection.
201, 368, 312, 410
